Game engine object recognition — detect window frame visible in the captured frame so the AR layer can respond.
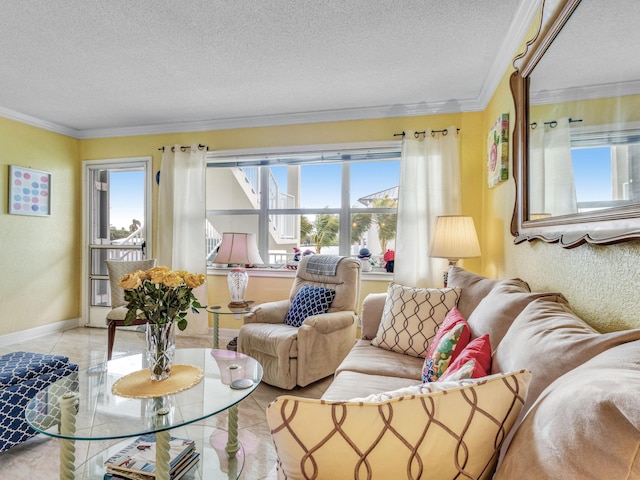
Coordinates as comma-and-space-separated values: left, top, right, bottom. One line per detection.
206, 141, 401, 266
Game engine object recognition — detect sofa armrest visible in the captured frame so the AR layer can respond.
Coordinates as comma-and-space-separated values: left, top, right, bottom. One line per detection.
302, 311, 356, 334
360, 293, 387, 340
243, 300, 291, 325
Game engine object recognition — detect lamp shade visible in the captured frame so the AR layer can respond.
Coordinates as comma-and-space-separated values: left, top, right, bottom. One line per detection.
429, 216, 481, 260
213, 232, 264, 265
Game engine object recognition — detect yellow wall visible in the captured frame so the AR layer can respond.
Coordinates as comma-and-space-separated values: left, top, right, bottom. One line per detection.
0, 118, 81, 334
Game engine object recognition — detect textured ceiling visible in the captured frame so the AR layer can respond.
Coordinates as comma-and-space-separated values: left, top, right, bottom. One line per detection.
0, 0, 537, 138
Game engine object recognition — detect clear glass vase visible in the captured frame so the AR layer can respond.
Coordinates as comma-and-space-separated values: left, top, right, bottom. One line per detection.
146, 321, 176, 381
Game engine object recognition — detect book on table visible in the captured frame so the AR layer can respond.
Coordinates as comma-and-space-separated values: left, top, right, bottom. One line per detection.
104, 433, 199, 479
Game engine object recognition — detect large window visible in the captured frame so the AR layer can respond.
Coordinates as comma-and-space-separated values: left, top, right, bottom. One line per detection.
205, 142, 401, 268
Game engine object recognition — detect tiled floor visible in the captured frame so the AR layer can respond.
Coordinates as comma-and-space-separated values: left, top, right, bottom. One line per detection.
0, 326, 332, 479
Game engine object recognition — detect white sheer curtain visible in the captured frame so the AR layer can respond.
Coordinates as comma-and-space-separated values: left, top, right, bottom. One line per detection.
529, 118, 577, 216
394, 128, 461, 288
158, 144, 209, 335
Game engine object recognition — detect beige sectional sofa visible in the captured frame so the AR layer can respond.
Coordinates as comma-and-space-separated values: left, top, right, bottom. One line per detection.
266, 267, 640, 479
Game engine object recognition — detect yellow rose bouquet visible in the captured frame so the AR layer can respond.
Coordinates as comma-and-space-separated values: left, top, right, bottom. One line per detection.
118, 266, 206, 331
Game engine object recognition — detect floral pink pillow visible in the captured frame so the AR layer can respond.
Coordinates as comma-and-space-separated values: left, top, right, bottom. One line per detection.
426, 308, 470, 359
422, 320, 470, 382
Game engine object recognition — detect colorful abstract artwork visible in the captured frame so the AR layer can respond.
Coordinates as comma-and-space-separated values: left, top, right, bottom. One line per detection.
9, 165, 51, 216
487, 113, 509, 189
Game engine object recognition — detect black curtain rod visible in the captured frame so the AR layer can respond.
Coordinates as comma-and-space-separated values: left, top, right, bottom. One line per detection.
393, 128, 460, 138
158, 144, 208, 152
530, 118, 582, 129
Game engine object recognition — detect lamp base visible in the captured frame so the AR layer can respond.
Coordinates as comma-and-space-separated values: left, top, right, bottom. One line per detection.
442, 259, 459, 287
227, 268, 249, 309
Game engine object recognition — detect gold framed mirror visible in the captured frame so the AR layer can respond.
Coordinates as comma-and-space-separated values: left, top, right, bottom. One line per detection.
510, 0, 640, 247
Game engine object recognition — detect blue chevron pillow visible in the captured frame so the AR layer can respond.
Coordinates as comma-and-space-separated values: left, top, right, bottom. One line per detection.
285, 285, 336, 327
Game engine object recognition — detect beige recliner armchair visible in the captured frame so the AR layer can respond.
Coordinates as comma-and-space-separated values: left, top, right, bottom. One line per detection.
238, 255, 361, 390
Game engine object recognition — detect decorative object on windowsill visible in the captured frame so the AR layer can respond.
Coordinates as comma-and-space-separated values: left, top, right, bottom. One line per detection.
429, 216, 481, 287
212, 232, 264, 308
358, 248, 373, 272
383, 249, 395, 273
119, 266, 206, 381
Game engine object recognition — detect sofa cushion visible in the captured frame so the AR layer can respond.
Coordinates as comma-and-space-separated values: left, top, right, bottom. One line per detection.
421, 323, 468, 382
439, 334, 492, 381
466, 282, 560, 347
495, 340, 640, 479
371, 283, 460, 358
268, 370, 531, 480
492, 296, 640, 467
335, 339, 424, 381
284, 285, 336, 327
322, 370, 421, 401
446, 267, 530, 320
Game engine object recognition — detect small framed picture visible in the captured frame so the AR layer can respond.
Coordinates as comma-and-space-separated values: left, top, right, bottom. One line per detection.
8, 165, 52, 216
488, 114, 509, 188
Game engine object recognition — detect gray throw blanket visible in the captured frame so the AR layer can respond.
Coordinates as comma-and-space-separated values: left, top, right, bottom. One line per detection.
306, 255, 343, 276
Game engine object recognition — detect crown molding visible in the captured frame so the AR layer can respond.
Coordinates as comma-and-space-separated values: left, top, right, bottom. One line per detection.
531, 79, 640, 105
477, 0, 542, 109
0, 105, 81, 138
76, 98, 484, 139
1, 98, 484, 140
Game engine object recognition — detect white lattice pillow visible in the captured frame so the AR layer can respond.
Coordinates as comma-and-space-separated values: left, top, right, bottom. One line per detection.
267, 370, 531, 480
371, 283, 461, 357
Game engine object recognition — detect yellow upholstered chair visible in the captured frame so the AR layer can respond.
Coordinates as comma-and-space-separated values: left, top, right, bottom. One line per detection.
238, 255, 361, 389
105, 259, 157, 360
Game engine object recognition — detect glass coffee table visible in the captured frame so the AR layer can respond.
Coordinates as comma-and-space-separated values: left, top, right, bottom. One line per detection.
25, 348, 262, 480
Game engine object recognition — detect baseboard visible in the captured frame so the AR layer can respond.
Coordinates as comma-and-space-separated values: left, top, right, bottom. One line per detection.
0, 317, 82, 348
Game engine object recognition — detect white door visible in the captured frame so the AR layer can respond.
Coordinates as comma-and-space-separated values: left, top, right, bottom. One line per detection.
82, 157, 153, 327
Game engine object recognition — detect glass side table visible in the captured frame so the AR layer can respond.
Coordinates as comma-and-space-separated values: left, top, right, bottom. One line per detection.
207, 302, 255, 349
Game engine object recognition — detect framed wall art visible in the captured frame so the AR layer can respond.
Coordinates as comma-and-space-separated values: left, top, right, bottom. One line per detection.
487, 113, 509, 188
9, 165, 52, 216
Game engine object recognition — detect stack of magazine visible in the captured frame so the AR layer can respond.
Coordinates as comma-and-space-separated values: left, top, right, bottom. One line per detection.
103, 433, 199, 480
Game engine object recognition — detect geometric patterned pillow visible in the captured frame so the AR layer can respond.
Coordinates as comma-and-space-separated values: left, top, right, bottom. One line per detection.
267, 370, 532, 480
284, 285, 336, 327
421, 323, 468, 382
371, 283, 461, 358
